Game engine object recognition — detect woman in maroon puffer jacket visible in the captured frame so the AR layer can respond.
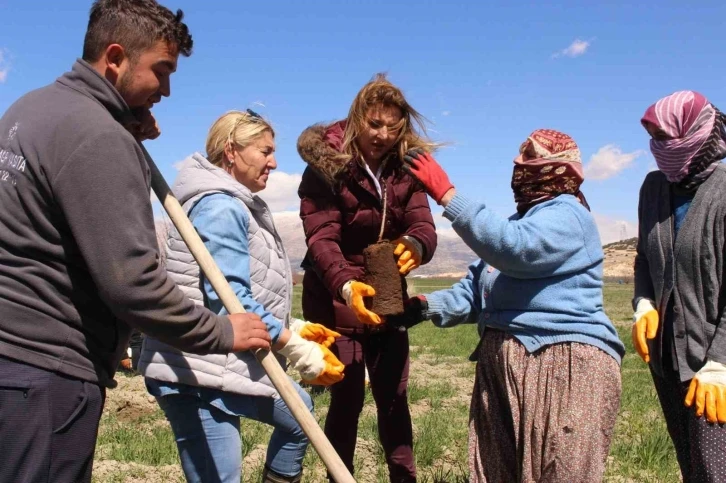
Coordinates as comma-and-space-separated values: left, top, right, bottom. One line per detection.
297, 74, 438, 482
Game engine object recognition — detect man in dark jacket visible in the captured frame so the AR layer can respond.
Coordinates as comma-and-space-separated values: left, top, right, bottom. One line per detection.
0, 1, 271, 481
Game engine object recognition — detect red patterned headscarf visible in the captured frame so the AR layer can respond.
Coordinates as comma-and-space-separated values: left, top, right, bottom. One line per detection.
511, 129, 590, 215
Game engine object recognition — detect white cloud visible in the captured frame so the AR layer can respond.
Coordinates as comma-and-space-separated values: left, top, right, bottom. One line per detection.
592, 213, 638, 245
0, 48, 10, 83
441, 111, 451, 117
150, 190, 159, 203
257, 171, 303, 211
584, 144, 645, 180
553, 39, 591, 58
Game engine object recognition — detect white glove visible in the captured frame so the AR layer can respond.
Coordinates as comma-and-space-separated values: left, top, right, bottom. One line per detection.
633, 298, 656, 322
341, 281, 354, 306
693, 360, 726, 385
277, 332, 345, 385
340, 280, 381, 326
685, 359, 726, 424
277, 332, 326, 380
289, 318, 306, 334
632, 298, 659, 363
289, 318, 341, 348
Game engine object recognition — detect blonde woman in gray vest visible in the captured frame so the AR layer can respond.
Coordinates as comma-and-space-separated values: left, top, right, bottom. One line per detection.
139, 110, 344, 483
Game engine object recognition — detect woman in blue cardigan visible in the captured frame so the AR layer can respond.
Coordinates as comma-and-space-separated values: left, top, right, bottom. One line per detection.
400, 130, 625, 482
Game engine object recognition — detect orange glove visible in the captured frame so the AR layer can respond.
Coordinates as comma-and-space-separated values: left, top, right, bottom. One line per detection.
119, 358, 133, 371
289, 318, 341, 348
393, 236, 422, 275
277, 333, 345, 386
341, 280, 382, 325
631, 298, 659, 363
685, 360, 726, 424
305, 345, 345, 386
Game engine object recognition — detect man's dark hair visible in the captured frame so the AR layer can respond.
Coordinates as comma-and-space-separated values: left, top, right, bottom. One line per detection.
82, 0, 193, 62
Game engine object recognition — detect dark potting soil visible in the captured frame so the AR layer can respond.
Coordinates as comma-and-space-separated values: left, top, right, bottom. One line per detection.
363, 241, 404, 316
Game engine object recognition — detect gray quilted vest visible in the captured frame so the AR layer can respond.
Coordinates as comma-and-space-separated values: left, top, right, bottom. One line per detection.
139, 153, 292, 397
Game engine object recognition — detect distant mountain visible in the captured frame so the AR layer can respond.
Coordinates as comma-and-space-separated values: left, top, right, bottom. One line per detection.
413, 228, 476, 277
156, 212, 636, 279
270, 211, 308, 271
271, 211, 476, 278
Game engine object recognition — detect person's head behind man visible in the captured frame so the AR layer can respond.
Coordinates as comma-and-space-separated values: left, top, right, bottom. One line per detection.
82, 0, 192, 111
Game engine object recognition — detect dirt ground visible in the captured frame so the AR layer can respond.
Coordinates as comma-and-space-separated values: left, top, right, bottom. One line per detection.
94, 353, 474, 483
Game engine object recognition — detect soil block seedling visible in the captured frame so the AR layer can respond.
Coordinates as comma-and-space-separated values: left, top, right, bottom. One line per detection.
363, 240, 404, 316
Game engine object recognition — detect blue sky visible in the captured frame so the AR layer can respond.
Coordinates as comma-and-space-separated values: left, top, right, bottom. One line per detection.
1, 0, 725, 242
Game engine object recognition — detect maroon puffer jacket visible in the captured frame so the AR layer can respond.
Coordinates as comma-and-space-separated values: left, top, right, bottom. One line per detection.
297, 121, 437, 332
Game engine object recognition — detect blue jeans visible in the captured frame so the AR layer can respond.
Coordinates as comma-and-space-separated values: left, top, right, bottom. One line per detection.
152, 379, 312, 482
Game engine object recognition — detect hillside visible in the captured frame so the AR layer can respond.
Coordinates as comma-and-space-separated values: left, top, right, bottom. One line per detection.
603, 237, 637, 251
156, 214, 638, 279
602, 237, 637, 279
271, 212, 476, 278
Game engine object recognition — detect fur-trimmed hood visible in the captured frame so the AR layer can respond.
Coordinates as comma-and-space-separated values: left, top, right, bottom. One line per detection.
297, 120, 352, 187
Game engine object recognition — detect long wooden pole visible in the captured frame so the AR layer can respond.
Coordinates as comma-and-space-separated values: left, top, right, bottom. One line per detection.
144, 147, 355, 483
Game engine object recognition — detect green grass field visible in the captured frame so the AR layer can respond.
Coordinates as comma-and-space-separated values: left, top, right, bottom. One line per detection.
93, 283, 681, 482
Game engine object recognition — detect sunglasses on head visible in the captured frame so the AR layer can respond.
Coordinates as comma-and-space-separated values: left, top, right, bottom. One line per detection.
246, 108, 262, 119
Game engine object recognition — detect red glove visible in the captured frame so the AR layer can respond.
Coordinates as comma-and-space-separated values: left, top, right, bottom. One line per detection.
402, 150, 454, 203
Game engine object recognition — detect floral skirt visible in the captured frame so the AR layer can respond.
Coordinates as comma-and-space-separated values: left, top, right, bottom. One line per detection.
468, 330, 621, 483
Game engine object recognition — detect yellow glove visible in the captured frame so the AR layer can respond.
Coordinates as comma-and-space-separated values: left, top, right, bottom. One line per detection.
632, 298, 659, 363
289, 318, 341, 348
341, 280, 382, 326
685, 360, 726, 424
306, 345, 345, 386
277, 333, 345, 386
393, 236, 423, 275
